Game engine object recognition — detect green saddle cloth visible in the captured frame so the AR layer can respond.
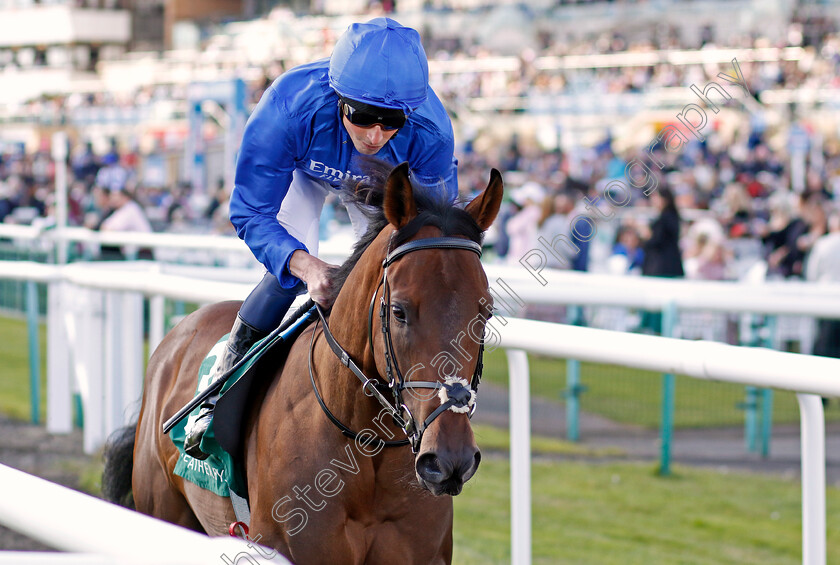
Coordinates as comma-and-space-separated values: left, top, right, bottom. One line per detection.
169, 334, 265, 498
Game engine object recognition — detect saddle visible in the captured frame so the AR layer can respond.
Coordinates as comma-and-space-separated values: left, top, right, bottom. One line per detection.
169, 309, 315, 498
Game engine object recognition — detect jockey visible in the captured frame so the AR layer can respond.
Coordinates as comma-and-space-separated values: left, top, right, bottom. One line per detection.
184, 17, 458, 459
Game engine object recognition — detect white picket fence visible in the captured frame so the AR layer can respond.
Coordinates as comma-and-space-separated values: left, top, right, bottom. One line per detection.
0, 256, 839, 563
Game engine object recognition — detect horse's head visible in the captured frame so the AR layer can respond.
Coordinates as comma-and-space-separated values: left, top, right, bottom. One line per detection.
362, 163, 503, 496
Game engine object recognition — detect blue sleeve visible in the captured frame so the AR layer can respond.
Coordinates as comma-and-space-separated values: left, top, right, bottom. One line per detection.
404, 92, 458, 201
410, 138, 458, 202
230, 88, 307, 289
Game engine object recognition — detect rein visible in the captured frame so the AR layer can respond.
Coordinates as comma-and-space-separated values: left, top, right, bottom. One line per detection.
308, 236, 485, 453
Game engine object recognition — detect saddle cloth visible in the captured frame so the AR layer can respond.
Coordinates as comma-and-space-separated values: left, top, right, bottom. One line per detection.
169, 334, 257, 498
167, 309, 312, 498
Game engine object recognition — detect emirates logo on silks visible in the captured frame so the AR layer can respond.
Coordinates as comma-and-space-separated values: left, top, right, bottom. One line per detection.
308, 159, 370, 185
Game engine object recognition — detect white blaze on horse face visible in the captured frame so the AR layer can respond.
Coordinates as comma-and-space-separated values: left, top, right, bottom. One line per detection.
342, 116, 398, 155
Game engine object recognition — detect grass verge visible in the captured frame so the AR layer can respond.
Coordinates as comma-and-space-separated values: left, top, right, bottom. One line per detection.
454, 457, 840, 564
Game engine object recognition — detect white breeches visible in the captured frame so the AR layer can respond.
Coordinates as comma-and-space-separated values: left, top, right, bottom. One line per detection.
276, 170, 369, 257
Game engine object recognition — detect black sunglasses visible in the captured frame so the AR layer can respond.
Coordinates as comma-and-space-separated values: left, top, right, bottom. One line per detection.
340, 98, 407, 130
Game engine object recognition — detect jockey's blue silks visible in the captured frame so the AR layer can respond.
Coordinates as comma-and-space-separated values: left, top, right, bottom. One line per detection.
230, 19, 457, 292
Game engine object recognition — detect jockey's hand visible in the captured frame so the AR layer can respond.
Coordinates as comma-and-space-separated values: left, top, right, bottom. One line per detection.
289, 250, 340, 309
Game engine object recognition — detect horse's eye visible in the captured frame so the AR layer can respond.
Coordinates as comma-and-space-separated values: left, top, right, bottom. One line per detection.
391, 304, 407, 323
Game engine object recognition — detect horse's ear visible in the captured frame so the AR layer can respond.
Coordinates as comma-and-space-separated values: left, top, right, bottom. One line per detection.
384, 162, 418, 229
465, 168, 504, 231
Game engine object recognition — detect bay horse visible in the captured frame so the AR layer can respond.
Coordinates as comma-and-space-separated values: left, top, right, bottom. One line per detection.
102, 161, 503, 564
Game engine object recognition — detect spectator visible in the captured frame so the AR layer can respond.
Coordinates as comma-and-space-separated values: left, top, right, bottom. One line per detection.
795, 190, 829, 267
639, 187, 684, 333
99, 187, 153, 260
641, 187, 684, 279
537, 191, 575, 269
71, 141, 99, 185
718, 182, 754, 239
690, 235, 730, 281
505, 181, 545, 264
94, 153, 131, 194
761, 192, 806, 279
0, 180, 14, 223
805, 209, 840, 358
608, 223, 644, 275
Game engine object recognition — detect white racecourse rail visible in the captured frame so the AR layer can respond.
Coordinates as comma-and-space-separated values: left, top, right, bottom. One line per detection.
0, 254, 839, 564
0, 463, 291, 564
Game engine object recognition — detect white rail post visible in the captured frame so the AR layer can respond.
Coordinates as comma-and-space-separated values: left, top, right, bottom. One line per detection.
103, 290, 144, 440
104, 290, 124, 439
149, 294, 166, 360
507, 348, 531, 565
46, 281, 72, 434
120, 291, 144, 424
79, 287, 106, 454
797, 393, 826, 565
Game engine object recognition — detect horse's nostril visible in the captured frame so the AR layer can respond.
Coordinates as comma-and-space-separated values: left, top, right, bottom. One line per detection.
416, 453, 445, 482
458, 449, 481, 484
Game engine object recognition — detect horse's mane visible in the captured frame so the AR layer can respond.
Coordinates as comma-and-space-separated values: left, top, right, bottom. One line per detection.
331, 158, 481, 295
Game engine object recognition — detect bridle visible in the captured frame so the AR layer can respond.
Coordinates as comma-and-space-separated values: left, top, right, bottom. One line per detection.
309, 235, 485, 453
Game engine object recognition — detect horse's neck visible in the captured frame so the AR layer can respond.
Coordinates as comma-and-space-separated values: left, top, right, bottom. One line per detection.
330, 240, 387, 363
314, 231, 389, 423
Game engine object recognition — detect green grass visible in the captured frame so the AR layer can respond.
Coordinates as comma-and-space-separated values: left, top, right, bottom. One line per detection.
481, 348, 840, 428
471, 423, 624, 457
454, 457, 840, 565
0, 312, 46, 421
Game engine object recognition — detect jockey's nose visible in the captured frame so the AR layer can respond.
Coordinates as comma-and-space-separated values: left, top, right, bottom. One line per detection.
366, 124, 387, 144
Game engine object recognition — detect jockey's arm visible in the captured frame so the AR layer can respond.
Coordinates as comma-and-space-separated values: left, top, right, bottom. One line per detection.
230, 88, 312, 290
289, 250, 338, 308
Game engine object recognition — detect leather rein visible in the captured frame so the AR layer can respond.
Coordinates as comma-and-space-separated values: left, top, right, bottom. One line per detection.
308, 236, 485, 453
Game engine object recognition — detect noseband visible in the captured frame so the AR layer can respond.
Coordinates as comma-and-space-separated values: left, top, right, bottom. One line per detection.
309, 236, 485, 453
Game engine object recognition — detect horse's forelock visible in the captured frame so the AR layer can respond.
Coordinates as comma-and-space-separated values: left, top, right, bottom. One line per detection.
332, 160, 481, 296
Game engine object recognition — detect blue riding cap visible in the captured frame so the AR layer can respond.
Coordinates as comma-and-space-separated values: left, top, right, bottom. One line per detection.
328, 18, 429, 112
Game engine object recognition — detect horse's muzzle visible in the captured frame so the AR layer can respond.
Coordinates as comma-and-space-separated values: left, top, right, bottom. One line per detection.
415, 448, 481, 496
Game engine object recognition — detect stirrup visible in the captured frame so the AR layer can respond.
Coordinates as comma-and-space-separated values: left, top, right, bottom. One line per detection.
182, 315, 268, 460
184, 406, 215, 460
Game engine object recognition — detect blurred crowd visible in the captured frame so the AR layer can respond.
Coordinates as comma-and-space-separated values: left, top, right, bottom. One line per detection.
3, 114, 839, 287
460, 126, 840, 285
0, 138, 234, 258
1, 10, 840, 291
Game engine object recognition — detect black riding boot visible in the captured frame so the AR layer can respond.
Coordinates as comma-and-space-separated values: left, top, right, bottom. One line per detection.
184, 315, 268, 460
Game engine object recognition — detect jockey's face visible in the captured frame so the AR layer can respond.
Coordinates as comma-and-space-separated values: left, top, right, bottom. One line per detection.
342, 115, 399, 155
